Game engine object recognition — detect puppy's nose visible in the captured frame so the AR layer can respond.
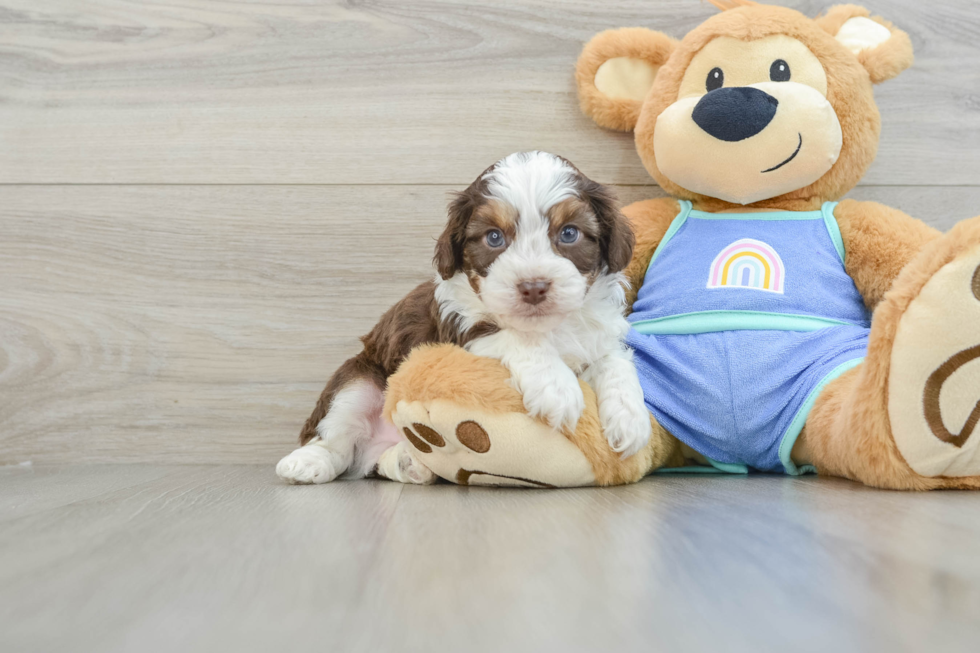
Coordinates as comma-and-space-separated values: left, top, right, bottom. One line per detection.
518, 280, 551, 305
692, 87, 778, 142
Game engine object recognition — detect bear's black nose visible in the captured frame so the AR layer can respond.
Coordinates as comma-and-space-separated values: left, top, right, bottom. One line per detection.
692, 87, 779, 142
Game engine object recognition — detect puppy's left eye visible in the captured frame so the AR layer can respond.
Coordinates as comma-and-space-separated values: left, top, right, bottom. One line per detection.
559, 225, 580, 244
770, 59, 791, 82
485, 229, 505, 248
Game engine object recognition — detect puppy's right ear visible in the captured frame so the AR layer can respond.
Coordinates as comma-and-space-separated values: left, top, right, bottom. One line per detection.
434, 190, 474, 280
576, 28, 677, 132
580, 178, 634, 274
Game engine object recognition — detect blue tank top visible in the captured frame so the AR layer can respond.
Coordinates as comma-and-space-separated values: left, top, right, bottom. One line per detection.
630, 201, 871, 334
624, 200, 872, 474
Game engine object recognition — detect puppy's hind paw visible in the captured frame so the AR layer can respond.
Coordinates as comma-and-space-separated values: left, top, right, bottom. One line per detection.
376, 441, 438, 485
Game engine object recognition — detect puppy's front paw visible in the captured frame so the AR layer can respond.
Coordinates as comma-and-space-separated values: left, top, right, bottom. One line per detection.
515, 365, 585, 432
600, 391, 652, 459
276, 444, 344, 484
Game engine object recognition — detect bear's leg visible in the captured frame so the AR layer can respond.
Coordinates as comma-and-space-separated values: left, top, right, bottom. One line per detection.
380, 344, 681, 487
793, 217, 980, 489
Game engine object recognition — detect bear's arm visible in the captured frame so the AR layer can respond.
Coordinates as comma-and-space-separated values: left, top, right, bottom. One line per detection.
834, 199, 942, 311
621, 198, 681, 309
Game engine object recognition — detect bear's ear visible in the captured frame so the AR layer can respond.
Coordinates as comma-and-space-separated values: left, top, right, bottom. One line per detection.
576, 28, 677, 132
816, 4, 913, 84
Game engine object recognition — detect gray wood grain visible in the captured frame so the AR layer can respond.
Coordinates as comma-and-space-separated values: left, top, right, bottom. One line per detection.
0, 464, 405, 653
0, 0, 978, 185
2, 184, 979, 465
1, 464, 979, 653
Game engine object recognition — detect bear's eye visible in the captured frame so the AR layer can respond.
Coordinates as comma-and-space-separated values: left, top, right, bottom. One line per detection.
705, 67, 724, 92
770, 59, 791, 82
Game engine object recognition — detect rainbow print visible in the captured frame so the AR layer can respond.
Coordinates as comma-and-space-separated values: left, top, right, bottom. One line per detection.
707, 238, 785, 293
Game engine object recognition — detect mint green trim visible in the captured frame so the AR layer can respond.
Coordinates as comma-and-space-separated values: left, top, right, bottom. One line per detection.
647, 200, 692, 268
689, 209, 824, 221
821, 201, 845, 263
631, 310, 853, 335
707, 458, 750, 474
779, 357, 865, 476
654, 465, 730, 475
654, 458, 749, 475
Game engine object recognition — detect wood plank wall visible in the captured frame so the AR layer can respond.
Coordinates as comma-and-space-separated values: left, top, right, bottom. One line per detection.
2, 0, 979, 464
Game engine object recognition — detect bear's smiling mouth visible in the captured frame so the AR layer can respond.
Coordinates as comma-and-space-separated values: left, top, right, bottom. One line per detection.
761, 133, 803, 173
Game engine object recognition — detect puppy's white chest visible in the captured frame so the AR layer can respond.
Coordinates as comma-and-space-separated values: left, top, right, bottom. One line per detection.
560, 355, 589, 375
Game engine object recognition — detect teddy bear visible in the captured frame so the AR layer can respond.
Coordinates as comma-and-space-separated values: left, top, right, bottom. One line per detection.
378, 1, 980, 490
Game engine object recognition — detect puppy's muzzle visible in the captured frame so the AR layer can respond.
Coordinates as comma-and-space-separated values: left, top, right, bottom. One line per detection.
518, 280, 551, 306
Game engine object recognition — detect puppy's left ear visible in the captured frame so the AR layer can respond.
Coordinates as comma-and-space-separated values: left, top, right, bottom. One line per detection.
583, 180, 634, 274
816, 5, 913, 84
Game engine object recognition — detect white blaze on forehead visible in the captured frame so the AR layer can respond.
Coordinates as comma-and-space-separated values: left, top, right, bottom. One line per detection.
469, 152, 591, 331
483, 151, 579, 232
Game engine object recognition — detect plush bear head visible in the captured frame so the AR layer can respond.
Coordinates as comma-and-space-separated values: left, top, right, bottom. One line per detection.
576, 2, 914, 209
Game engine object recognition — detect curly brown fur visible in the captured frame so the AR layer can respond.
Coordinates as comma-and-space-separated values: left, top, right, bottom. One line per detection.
299, 281, 488, 445
297, 152, 638, 460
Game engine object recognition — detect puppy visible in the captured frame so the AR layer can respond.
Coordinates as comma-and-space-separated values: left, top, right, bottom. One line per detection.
277, 151, 652, 485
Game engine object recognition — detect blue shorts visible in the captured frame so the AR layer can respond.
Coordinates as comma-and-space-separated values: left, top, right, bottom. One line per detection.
625, 326, 869, 474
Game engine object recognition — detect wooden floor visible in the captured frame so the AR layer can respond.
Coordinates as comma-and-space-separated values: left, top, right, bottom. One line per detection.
2, 1, 980, 650
1, 464, 979, 653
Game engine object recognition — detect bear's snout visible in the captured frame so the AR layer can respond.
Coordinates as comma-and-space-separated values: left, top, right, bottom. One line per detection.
692, 87, 779, 142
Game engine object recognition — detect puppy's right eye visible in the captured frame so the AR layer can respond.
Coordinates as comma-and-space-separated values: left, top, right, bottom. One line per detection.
485, 230, 505, 248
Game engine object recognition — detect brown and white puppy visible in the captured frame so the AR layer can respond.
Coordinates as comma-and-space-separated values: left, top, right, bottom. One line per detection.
276, 151, 651, 485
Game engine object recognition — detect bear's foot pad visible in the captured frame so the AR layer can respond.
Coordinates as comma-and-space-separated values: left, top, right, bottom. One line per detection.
890, 241, 980, 477
389, 399, 596, 487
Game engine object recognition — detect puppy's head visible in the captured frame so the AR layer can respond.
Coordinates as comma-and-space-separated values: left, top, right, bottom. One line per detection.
435, 151, 634, 331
